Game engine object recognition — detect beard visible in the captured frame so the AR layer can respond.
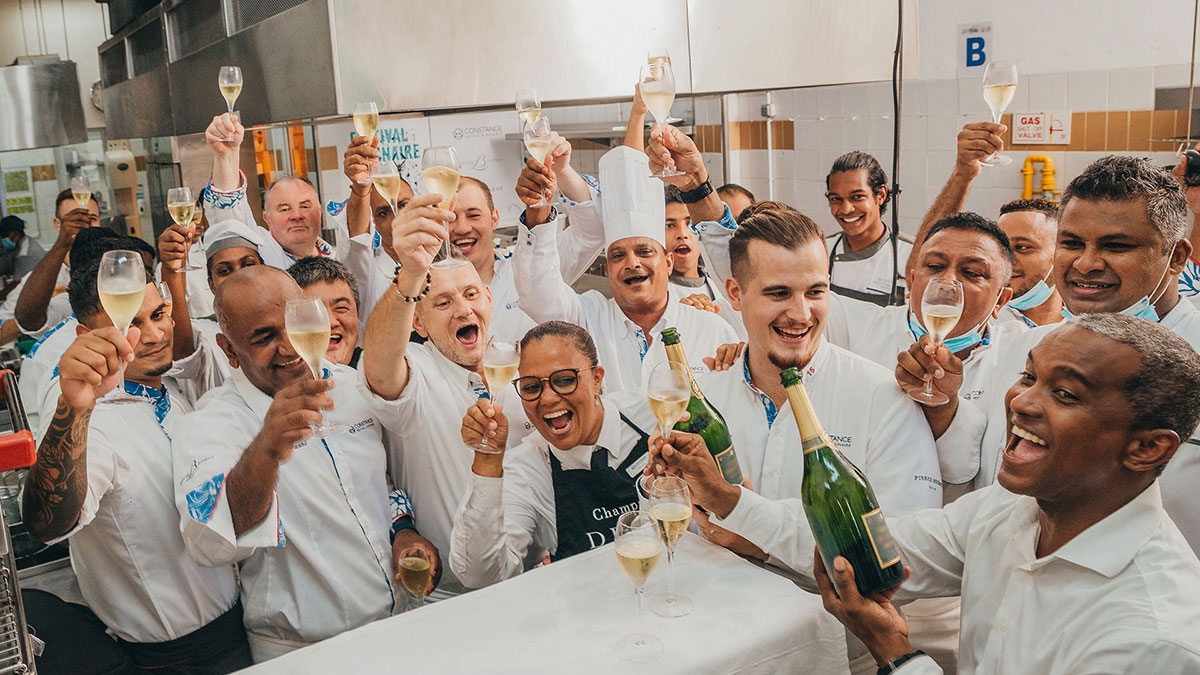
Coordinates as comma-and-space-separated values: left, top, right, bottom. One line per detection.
766, 349, 805, 373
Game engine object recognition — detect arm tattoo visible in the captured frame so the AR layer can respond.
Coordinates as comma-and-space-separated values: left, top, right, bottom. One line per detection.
22, 396, 92, 543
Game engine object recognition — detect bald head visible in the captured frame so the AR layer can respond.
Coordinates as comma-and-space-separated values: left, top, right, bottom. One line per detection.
214, 265, 310, 396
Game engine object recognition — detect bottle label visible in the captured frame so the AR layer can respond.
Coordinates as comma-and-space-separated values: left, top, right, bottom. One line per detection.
713, 445, 744, 485
861, 508, 901, 568
801, 437, 825, 455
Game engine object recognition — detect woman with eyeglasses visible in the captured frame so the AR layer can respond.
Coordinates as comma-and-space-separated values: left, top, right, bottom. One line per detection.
450, 320, 656, 588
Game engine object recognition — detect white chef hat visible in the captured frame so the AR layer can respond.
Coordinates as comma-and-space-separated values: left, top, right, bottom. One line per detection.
599, 146, 666, 250
203, 218, 266, 260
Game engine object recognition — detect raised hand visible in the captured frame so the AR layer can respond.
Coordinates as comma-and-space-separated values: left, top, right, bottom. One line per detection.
895, 335, 964, 403
461, 398, 509, 453
157, 224, 191, 274
646, 124, 707, 191
58, 327, 138, 410
702, 342, 745, 372
391, 193, 454, 274
955, 122, 1007, 178
516, 157, 557, 208
205, 113, 244, 155
680, 293, 720, 314
344, 135, 380, 195
253, 379, 335, 464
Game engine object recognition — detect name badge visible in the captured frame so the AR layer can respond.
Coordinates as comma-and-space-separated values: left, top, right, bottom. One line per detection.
626, 453, 650, 478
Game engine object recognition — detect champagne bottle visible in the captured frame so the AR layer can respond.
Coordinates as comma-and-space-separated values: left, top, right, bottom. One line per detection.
780, 367, 903, 596
660, 327, 745, 486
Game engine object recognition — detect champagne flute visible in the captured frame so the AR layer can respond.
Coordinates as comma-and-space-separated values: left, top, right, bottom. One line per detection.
523, 115, 554, 207
70, 175, 92, 209
353, 102, 380, 185
639, 62, 684, 178
614, 511, 665, 663
370, 161, 402, 218
218, 66, 243, 141
474, 337, 520, 453
647, 362, 690, 439
910, 277, 964, 406
421, 146, 469, 269
515, 88, 541, 127
648, 475, 694, 618
979, 60, 1018, 167
167, 187, 202, 272
97, 250, 148, 404
646, 50, 683, 123
398, 548, 432, 610
284, 297, 349, 437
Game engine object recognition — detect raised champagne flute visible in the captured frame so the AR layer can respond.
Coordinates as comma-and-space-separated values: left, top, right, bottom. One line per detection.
910, 277, 964, 406
370, 161, 402, 218
398, 548, 432, 610
474, 337, 520, 453
647, 49, 682, 123
979, 60, 1018, 167
648, 475, 694, 618
647, 362, 690, 439
523, 115, 554, 207
97, 250, 148, 404
167, 187, 201, 272
421, 146, 469, 269
614, 511, 664, 663
515, 88, 541, 128
353, 102, 380, 185
284, 297, 349, 437
218, 66, 243, 142
70, 174, 92, 209
639, 62, 684, 178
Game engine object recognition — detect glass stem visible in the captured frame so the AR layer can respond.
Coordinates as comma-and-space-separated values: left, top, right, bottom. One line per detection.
634, 587, 645, 643
924, 339, 940, 395
666, 547, 676, 600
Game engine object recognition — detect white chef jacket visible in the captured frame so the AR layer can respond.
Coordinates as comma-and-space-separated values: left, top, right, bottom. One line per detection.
826, 230, 912, 303
169, 317, 232, 405
947, 298, 1200, 554
862, 483, 1200, 674
668, 273, 747, 340
700, 340, 943, 575
19, 314, 78, 438
449, 390, 653, 589
154, 248, 215, 320
0, 266, 72, 337
33, 379, 239, 644
175, 363, 397, 647
357, 342, 535, 600
515, 213, 737, 395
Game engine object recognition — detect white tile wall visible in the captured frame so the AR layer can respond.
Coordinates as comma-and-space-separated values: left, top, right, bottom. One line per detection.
1026, 73, 1068, 110
926, 80, 958, 116
1107, 67, 1155, 110
1155, 63, 1193, 88
1067, 70, 1109, 111
795, 89, 820, 119
817, 87, 842, 120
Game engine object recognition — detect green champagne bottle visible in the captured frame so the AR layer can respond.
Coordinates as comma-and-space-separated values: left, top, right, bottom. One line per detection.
661, 327, 745, 486
780, 367, 904, 596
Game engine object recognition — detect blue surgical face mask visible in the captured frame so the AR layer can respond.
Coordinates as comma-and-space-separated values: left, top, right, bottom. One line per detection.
1061, 258, 1173, 323
1006, 271, 1054, 312
908, 314, 987, 353
0, 239, 13, 251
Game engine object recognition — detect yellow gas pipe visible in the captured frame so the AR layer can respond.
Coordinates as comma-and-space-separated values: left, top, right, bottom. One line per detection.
1021, 154, 1061, 202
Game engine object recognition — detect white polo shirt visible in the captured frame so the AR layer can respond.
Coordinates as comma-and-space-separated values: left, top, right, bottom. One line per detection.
35, 381, 238, 644
699, 340, 943, 575
449, 390, 652, 589
515, 214, 737, 395
884, 483, 1200, 674
357, 341, 535, 600
175, 364, 396, 649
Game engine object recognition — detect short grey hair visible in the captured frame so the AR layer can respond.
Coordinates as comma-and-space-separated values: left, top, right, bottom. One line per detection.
264, 175, 318, 210
213, 281, 233, 333
287, 256, 360, 308
1059, 156, 1189, 252
1068, 313, 1200, 443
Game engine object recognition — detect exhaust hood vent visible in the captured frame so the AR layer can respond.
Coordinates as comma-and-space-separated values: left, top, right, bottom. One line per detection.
0, 56, 88, 151
233, 0, 309, 32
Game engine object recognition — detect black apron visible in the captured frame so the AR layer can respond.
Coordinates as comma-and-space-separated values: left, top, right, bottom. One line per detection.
549, 413, 649, 561
828, 232, 905, 307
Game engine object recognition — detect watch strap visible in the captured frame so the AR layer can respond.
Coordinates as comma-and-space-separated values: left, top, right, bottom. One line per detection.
679, 180, 714, 204
878, 650, 927, 674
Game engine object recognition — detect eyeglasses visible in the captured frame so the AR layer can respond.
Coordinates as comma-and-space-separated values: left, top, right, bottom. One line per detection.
513, 367, 595, 401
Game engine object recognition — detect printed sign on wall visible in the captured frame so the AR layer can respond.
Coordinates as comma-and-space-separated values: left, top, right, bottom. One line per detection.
957, 23, 993, 78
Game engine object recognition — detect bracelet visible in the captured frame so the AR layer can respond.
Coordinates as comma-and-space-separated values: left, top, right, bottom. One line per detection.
878, 650, 927, 674
679, 179, 713, 204
390, 518, 418, 542
393, 265, 432, 303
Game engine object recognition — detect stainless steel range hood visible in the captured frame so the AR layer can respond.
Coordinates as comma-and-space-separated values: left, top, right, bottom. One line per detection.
0, 56, 88, 151
98, 0, 918, 139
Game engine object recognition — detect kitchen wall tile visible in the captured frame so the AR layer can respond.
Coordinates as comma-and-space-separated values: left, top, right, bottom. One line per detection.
1026, 73, 1068, 110
1108, 67, 1155, 110
1067, 70, 1108, 112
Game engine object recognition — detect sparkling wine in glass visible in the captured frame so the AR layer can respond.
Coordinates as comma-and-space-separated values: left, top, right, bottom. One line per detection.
646, 50, 683, 123
353, 102, 380, 185
979, 60, 1018, 167
910, 277, 964, 406
398, 548, 432, 609
515, 88, 541, 128
218, 66, 243, 142
523, 115, 554, 207
284, 297, 349, 437
98, 250, 148, 404
614, 511, 664, 663
421, 146, 469, 269
167, 187, 202, 272
473, 337, 520, 454
70, 175, 92, 209
370, 161, 402, 217
648, 475, 694, 618
639, 62, 684, 178
647, 362, 690, 439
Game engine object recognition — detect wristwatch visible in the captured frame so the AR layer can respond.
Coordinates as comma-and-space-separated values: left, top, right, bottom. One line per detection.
878, 650, 927, 674
678, 179, 713, 204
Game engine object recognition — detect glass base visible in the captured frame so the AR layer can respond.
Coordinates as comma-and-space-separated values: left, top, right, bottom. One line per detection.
614, 633, 664, 663
651, 169, 686, 178
979, 152, 1012, 166
909, 389, 950, 406
431, 257, 473, 270
312, 420, 350, 438
649, 592, 693, 618
103, 392, 148, 405
180, 262, 203, 272
665, 116, 683, 124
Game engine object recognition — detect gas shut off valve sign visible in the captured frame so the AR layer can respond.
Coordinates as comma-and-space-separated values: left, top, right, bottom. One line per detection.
1012, 112, 1072, 145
